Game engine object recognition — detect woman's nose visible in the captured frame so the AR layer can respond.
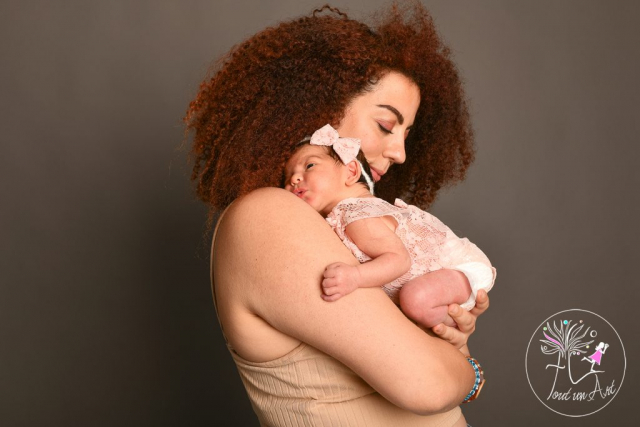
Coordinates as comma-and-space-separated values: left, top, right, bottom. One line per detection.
385, 135, 406, 165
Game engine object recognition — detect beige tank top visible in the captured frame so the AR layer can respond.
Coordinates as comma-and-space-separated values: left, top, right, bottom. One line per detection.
212, 209, 462, 427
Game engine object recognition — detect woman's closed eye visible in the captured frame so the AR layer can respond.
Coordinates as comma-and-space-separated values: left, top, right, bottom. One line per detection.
377, 122, 393, 134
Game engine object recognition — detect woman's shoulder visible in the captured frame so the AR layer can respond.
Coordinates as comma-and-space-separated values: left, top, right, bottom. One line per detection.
212, 188, 332, 361
223, 187, 324, 229
214, 187, 343, 271
212, 188, 359, 361
225, 187, 294, 215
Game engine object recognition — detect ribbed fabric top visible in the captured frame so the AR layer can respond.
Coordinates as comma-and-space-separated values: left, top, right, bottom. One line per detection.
227, 341, 461, 427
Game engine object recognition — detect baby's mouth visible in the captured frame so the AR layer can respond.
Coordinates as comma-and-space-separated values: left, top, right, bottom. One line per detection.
293, 188, 307, 198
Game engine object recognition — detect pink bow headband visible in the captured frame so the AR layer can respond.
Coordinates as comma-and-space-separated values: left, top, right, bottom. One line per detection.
309, 124, 361, 164
303, 124, 375, 194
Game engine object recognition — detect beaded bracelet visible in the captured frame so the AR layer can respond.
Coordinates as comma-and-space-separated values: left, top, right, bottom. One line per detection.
462, 357, 484, 403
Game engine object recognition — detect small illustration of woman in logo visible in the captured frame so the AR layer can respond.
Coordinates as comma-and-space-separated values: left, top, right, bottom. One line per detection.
582, 342, 609, 372
527, 310, 626, 417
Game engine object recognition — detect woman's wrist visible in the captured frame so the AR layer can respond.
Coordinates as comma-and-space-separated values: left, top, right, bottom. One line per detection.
462, 357, 485, 403
459, 344, 470, 357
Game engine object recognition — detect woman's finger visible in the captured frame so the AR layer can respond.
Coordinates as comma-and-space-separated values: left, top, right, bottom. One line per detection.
469, 290, 489, 317
449, 304, 475, 335
431, 323, 465, 349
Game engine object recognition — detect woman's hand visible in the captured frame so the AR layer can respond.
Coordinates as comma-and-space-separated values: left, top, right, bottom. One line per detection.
431, 290, 490, 353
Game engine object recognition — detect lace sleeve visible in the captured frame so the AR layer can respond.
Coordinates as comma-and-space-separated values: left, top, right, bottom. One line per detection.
326, 198, 404, 238
325, 198, 407, 266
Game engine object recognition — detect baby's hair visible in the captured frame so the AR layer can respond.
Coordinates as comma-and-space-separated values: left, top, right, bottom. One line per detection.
289, 141, 374, 192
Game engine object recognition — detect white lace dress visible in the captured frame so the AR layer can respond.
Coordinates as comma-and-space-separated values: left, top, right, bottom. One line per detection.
326, 197, 496, 310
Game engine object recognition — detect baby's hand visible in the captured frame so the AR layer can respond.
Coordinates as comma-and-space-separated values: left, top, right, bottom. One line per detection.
321, 262, 361, 302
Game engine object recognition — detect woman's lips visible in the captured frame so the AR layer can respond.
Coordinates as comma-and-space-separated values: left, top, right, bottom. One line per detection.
370, 167, 385, 182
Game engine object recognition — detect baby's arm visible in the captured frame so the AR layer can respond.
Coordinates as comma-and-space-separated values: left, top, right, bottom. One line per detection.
321, 216, 411, 302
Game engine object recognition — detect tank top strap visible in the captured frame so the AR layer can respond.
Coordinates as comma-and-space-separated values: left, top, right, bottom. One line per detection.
210, 204, 234, 347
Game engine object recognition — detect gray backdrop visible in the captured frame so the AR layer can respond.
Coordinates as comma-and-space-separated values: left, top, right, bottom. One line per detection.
1, 0, 638, 425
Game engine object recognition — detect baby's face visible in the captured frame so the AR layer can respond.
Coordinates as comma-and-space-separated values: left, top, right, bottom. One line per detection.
284, 145, 346, 216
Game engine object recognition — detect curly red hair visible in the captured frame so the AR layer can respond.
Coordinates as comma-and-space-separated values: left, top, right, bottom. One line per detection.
185, 2, 474, 227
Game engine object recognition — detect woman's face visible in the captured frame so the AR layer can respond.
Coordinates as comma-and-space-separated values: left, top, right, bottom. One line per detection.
335, 72, 420, 182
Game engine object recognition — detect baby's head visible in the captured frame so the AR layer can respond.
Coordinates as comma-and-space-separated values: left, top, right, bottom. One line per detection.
284, 125, 374, 216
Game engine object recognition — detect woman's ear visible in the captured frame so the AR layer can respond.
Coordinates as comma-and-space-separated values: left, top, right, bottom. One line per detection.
344, 160, 361, 186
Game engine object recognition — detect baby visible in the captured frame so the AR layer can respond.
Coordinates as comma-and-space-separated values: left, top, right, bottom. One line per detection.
284, 124, 496, 329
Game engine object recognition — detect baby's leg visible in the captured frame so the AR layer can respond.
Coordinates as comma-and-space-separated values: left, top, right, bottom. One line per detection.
398, 269, 471, 329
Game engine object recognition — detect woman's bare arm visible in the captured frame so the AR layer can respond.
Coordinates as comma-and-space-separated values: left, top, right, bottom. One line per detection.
215, 188, 476, 414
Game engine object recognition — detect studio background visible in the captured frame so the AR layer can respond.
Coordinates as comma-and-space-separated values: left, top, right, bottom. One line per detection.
1, 0, 637, 425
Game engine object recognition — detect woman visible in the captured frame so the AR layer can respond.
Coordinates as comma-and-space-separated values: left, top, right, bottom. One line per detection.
186, 4, 489, 426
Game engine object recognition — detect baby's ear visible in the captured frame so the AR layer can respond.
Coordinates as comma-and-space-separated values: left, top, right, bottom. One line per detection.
345, 160, 361, 186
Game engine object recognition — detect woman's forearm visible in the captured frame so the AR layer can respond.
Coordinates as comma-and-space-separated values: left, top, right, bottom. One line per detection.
381, 325, 476, 413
